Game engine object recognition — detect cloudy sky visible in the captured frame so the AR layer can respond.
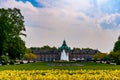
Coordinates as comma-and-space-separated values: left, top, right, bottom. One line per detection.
0, 0, 120, 53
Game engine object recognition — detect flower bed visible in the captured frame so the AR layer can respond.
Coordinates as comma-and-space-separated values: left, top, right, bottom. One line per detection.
0, 70, 120, 80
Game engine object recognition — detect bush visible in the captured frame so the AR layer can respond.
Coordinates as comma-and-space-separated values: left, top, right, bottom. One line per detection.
116, 61, 120, 65
109, 51, 120, 65
0, 55, 10, 65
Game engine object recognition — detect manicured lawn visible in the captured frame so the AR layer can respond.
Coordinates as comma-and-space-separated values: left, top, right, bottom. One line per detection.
0, 61, 119, 70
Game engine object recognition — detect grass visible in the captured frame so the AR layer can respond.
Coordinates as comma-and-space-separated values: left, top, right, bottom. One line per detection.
0, 61, 120, 70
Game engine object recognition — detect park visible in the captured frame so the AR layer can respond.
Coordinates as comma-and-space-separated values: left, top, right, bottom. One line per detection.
1, 2, 120, 79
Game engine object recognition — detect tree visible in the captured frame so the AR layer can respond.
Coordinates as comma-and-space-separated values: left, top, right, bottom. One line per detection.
8, 37, 26, 59
0, 55, 10, 65
24, 53, 37, 61
113, 36, 120, 52
93, 53, 107, 61
51, 46, 57, 50
73, 47, 81, 50
30, 46, 57, 51
26, 48, 32, 53
82, 48, 92, 50
109, 36, 120, 64
109, 51, 120, 64
40, 45, 51, 50
0, 8, 26, 59
24, 48, 37, 61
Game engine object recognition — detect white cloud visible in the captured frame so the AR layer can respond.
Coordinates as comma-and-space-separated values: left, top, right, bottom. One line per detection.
0, 0, 120, 53
96, 0, 108, 5
37, 0, 92, 11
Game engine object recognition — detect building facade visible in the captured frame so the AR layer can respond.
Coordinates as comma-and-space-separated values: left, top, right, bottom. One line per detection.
32, 40, 99, 62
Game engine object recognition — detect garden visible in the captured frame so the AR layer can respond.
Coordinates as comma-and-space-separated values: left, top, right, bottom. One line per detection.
0, 62, 120, 79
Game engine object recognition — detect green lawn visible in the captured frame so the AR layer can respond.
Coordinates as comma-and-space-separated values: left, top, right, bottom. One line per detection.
0, 62, 119, 70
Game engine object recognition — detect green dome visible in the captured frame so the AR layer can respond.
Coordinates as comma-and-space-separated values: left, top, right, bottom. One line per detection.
58, 40, 70, 52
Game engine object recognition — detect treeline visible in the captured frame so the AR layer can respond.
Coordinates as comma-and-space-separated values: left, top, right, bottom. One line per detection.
30, 45, 57, 50
30, 45, 97, 51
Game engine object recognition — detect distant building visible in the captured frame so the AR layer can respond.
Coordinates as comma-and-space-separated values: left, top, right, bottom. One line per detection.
32, 40, 99, 62
58, 40, 70, 61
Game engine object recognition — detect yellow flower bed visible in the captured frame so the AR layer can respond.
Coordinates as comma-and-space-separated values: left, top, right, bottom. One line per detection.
0, 70, 120, 80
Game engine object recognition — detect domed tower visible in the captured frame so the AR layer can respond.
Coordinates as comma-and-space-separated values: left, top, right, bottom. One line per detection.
58, 40, 70, 61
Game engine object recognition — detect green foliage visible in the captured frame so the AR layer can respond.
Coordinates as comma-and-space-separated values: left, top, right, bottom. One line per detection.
24, 53, 37, 60
109, 36, 120, 64
0, 55, 10, 65
40, 45, 53, 50
93, 53, 107, 60
8, 37, 26, 59
52, 46, 57, 50
109, 50, 120, 64
113, 36, 120, 52
26, 48, 32, 53
109, 51, 120, 61
73, 47, 81, 50
0, 8, 26, 59
82, 48, 92, 50
30, 46, 57, 51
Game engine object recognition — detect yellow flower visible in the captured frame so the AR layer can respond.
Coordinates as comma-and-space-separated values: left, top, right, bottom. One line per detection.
0, 70, 120, 80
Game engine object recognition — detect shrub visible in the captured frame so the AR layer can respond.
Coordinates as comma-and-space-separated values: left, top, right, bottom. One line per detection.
0, 55, 10, 65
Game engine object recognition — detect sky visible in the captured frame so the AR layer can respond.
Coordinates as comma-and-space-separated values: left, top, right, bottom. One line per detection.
0, 0, 120, 53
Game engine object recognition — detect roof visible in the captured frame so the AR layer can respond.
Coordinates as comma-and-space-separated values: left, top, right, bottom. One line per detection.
58, 40, 70, 52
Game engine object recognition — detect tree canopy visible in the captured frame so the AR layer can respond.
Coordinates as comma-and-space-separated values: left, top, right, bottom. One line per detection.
0, 8, 26, 59
93, 53, 107, 60
108, 36, 120, 64
30, 45, 57, 51
113, 36, 120, 52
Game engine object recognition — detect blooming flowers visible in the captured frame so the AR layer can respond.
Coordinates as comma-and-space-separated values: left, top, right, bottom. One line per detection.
0, 70, 120, 80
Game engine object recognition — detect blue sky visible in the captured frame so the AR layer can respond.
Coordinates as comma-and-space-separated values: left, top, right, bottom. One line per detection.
1, 0, 120, 52
101, 0, 120, 14
16, 0, 41, 7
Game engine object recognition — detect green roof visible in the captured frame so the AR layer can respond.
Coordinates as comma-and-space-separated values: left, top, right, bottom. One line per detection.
58, 40, 70, 52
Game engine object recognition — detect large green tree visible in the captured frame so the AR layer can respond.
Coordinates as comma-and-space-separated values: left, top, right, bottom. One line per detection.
109, 36, 120, 64
113, 36, 120, 52
0, 8, 26, 59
